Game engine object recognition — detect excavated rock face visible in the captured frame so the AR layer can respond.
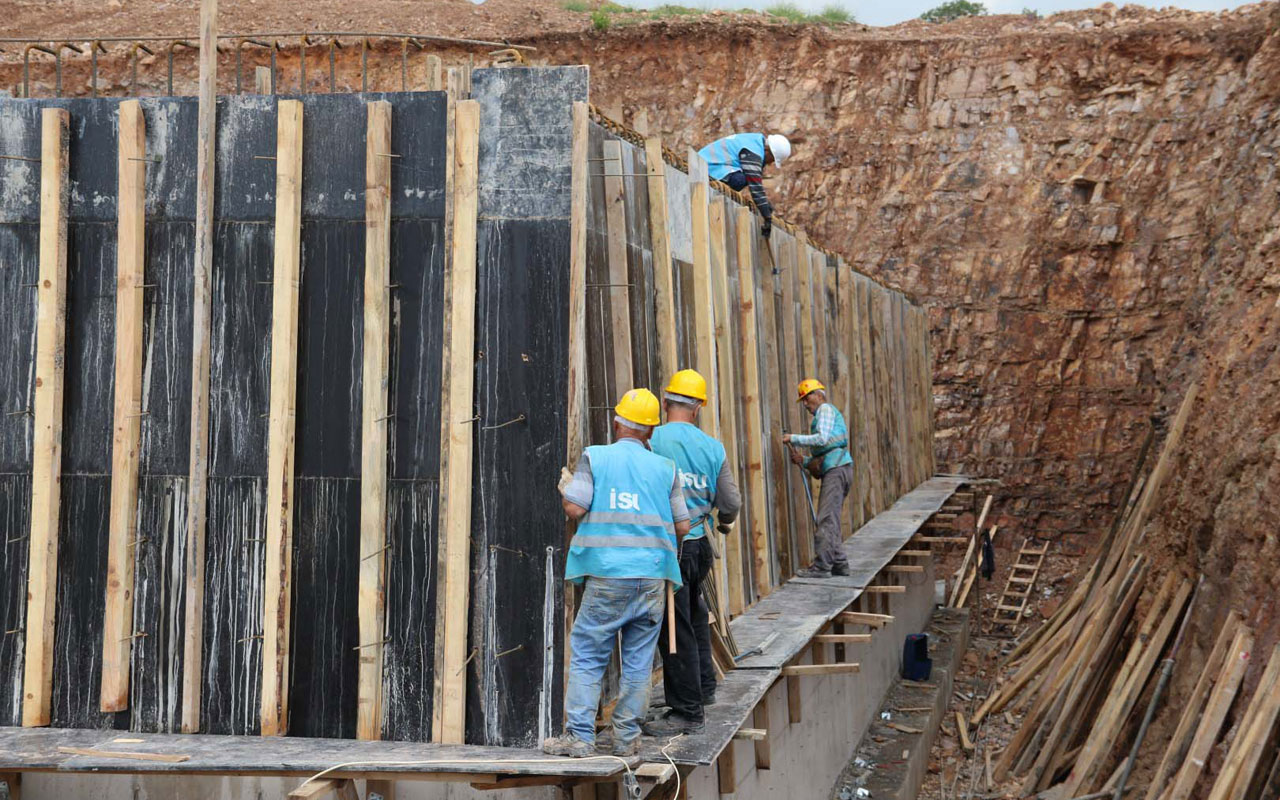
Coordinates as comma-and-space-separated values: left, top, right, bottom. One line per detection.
530, 5, 1279, 549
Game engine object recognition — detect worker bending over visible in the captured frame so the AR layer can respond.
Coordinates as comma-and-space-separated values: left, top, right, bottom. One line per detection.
696, 132, 792, 239
545, 389, 691, 758
643, 370, 742, 737
782, 379, 854, 579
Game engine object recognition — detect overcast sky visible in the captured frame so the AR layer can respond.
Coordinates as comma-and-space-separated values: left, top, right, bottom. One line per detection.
614, 0, 1247, 27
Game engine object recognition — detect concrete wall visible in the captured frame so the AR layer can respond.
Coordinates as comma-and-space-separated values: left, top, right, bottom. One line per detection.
685, 562, 936, 800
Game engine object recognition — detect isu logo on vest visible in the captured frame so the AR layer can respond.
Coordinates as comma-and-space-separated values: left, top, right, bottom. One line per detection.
678, 469, 709, 491
609, 488, 641, 511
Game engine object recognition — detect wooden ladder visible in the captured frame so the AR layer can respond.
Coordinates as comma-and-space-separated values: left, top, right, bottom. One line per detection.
995, 539, 1048, 621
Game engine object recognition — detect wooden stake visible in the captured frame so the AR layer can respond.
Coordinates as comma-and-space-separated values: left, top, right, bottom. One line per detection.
356, 100, 393, 742
794, 234, 817, 378
21, 107, 69, 729
644, 137, 677, 378
432, 99, 480, 745
1205, 643, 1280, 800
734, 205, 771, 603
255, 65, 272, 94
753, 695, 771, 769
260, 98, 304, 737
781, 663, 861, 677
716, 740, 737, 794
100, 99, 147, 713
708, 195, 742, 617
602, 140, 633, 397
181, 0, 218, 734
687, 148, 717, 438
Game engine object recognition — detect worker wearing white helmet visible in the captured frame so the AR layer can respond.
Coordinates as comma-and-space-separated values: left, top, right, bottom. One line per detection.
696, 132, 792, 239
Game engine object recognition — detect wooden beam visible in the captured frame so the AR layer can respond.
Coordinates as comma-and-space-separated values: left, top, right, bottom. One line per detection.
1205, 642, 1280, 800
866, 585, 906, 594
716, 743, 737, 795
260, 98, 304, 737
759, 233, 791, 583
896, 549, 932, 557
752, 695, 771, 769
55, 747, 190, 764
602, 140, 633, 397
181, 0, 218, 733
733, 727, 767, 741
425, 55, 443, 91
794, 234, 817, 378
734, 206, 770, 605
708, 195, 742, 616
838, 612, 893, 627
100, 98, 147, 713
787, 674, 802, 724
288, 779, 360, 799
814, 634, 873, 644
356, 100, 393, 741
563, 100, 590, 732
687, 148, 717, 438
885, 564, 925, 573
780, 234, 812, 569
255, 65, 272, 94
644, 137, 678, 378
915, 536, 968, 545
21, 106, 69, 729
781, 663, 861, 677
432, 98, 481, 745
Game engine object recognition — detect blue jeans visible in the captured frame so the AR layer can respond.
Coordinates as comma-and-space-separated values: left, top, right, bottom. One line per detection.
565, 577, 666, 746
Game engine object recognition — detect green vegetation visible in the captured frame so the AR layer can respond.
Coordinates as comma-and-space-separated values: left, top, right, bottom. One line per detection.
814, 4, 854, 23
648, 4, 706, 17
919, 0, 987, 22
562, 0, 592, 11
1021, 6, 1040, 16
764, 2, 809, 22
591, 8, 612, 28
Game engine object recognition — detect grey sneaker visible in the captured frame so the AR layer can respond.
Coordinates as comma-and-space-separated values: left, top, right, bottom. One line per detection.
796, 564, 832, 579
543, 733, 593, 758
642, 711, 705, 737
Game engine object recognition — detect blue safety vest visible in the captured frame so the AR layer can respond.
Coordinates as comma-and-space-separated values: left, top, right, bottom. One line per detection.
697, 133, 767, 182
811, 403, 854, 475
650, 422, 726, 541
566, 439, 682, 586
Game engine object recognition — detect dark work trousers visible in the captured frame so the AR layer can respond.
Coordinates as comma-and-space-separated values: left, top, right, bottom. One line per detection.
722, 171, 748, 191
813, 463, 854, 572
659, 534, 715, 721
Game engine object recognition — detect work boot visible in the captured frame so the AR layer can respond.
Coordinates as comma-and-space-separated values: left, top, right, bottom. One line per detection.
543, 733, 594, 758
832, 563, 851, 577
612, 737, 641, 757
702, 689, 717, 706
796, 564, 832, 579
642, 711, 704, 737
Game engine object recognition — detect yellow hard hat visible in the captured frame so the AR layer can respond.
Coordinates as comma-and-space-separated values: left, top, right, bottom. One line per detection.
796, 378, 826, 401
664, 369, 708, 403
615, 388, 661, 427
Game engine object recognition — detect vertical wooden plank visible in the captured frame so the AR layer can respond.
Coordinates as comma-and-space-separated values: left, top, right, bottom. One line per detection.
100, 100, 147, 713
356, 100, 393, 741
780, 235, 813, 570
432, 99, 480, 745
836, 260, 861, 534
717, 742, 738, 794
892, 295, 911, 494
735, 206, 771, 601
688, 149, 717, 438
260, 99, 304, 737
787, 674, 802, 724
425, 55, 443, 92
856, 276, 884, 514
794, 234, 817, 379
644, 137, 678, 379
564, 100, 591, 724
752, 695, 771, 769
602, 140, 633, 396
759, 235, 791, 584
810, 249, 829, 388
21, 107, 69, 729
708, 196, 741, 617
181, 0, 218, 733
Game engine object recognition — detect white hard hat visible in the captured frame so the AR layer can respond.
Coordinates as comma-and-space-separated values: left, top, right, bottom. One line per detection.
766, 134, 792, 165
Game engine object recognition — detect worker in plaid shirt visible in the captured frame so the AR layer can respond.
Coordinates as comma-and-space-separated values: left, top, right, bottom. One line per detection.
782, 379, 854, 578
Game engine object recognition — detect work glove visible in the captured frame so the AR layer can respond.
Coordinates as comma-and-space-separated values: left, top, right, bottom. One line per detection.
716, 520, 735, 536
557, 466, 573, 496
761, 218, 772, 239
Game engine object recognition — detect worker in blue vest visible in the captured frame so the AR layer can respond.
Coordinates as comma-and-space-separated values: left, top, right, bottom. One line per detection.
642, 370, 742, 737
543, 388, 691, 759
696, 132, 792, 240
782, 379, 854, 578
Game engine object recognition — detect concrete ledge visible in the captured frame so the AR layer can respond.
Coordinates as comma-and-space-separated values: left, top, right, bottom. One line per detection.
840, 608, 971, 800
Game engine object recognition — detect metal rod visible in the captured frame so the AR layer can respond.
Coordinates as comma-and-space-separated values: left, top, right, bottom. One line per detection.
166, 40, 195, 95
0, 31, 536, 51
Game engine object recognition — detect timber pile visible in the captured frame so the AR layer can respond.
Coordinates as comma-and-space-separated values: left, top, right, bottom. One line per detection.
969, 384, 1280, 797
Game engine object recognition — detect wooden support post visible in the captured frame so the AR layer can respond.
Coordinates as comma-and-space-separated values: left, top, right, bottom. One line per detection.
752, 696, 771, 769
780, 234, 812, 569
716, 743, 737, 795
735, 206, 771, 601
645, 137, 678, 378
425, 55, 443, 91
855, 276, 883, 514
255, 65, 272, 94
563, 100, 590, 727
794, 234, 817, 378
260, 98, 304, 737
708, 195, 742, 617
356, 100, 393, 742
101, 99, 147, 713
814, 634, 873, 644
181, 0, 218, 733
760, 235, 792, 582
602, 140, 633, 397
787, 674, 802, 724
21, 107, 69, 729
0, 773, 18, 800
688, 148, 717, 438
432, 98, 481, 745
838, 611, 893, 627
866, 585, 906, 594
835, 259, 860, 534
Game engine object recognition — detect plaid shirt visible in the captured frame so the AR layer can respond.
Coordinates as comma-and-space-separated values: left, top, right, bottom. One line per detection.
789, 403, 841, 450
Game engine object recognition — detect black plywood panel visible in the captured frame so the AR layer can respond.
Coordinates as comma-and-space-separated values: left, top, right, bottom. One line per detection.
466, 218, 571, 747
381, 478, 438, 741
387, 219, 445, 479
0, 474, 30, 726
